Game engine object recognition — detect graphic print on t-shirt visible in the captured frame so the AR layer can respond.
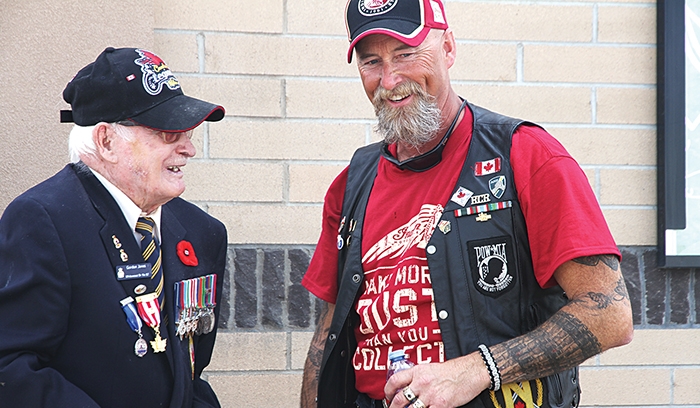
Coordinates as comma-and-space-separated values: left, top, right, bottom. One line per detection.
354, 203, 446, 399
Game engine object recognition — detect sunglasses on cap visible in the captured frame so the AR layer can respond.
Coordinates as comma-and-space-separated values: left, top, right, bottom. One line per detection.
116, 120, 194, 144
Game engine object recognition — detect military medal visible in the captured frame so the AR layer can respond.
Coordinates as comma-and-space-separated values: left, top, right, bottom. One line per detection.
120, 296, 148, 357
174, 274, 218, 379
135, 292, 167, 353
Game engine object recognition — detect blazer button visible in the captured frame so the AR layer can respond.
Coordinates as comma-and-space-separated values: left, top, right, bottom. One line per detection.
352, 273, 361, 283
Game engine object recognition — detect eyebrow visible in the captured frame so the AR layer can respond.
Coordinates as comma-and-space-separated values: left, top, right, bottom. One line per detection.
357, 42, 415, 60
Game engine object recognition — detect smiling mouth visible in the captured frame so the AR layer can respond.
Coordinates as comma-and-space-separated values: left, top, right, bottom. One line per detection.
388, 93, 411, 102
167, 165, 183, 173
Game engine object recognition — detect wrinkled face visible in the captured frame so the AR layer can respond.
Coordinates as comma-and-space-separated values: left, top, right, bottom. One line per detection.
110, 124, 195, 213
355, 29, 455, 146
355, 29, 454, 112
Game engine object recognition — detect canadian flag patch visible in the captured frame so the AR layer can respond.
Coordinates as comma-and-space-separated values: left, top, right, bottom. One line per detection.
474, 157, 502, 176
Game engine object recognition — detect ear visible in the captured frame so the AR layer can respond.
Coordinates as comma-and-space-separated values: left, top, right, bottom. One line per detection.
93, 123, 119, 164
442, 28, 457, 69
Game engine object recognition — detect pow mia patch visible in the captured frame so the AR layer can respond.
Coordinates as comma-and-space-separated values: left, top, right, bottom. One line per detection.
468, 236, 516, 297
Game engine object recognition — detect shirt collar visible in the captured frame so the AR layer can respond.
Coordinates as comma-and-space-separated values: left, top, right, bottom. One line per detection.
89, 168, 162, 243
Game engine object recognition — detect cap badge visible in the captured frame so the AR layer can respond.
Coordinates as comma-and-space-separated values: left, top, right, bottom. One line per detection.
134, 49, 180, 96
359, 0, 398, 16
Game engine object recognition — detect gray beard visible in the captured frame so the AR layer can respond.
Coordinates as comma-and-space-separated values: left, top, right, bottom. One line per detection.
372, 84, 442, 149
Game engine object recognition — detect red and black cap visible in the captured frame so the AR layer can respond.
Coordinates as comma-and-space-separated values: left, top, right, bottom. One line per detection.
61, 47, 225, 132
345, 0, 449, 63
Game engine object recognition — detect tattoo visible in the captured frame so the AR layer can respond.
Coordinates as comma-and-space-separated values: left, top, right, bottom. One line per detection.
300, 302, 333, 408
613, 276, 630, 302
491, 311, 601, 382
572, 254, 619, 271
587, 292, 612, 309
568, 279, 630, 311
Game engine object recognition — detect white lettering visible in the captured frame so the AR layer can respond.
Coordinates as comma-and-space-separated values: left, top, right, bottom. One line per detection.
416, 342, 432, 364
407, 265, 420, 284
357, 299, 374, 335
395, 265, 407, 285
406, 327, 428, 343
392, 288, 417, 327
475, 243, 506, 264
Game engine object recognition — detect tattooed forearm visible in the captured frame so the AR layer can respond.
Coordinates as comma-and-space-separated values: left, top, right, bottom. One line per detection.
491, 311, 602, 383
300, 302, 334, 408
572, 254, 619, 271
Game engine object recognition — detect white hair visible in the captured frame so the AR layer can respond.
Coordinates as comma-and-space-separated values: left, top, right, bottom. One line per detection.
68, 123, 134, 163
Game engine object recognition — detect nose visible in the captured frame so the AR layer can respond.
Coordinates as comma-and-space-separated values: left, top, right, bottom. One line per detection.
178, 135, 197, 158
379, 61, 402, 91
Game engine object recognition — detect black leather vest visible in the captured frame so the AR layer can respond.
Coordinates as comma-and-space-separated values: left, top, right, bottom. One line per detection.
317, 103, 580, 408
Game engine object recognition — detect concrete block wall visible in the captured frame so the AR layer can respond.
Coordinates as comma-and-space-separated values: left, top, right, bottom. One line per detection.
4, 0, 692, 407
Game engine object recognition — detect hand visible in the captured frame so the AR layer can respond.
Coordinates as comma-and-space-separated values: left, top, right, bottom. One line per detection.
384, 352, 491, 408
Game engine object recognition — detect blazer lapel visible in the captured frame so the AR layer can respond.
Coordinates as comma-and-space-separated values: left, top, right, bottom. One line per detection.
74, 164, 177, 370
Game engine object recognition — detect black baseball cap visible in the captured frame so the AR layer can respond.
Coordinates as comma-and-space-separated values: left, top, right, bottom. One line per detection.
61, 47, 225, 132
345, 0, 449, 63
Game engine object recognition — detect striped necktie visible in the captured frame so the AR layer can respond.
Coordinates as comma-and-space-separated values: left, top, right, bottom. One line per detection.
135, 217, 164, 310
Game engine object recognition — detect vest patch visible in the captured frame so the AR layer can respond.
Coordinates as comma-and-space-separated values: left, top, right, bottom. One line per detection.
489, 175, 507, 199
468, 236, 516, 297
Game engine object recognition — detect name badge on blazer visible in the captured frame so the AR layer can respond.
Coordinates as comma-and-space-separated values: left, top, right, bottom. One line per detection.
116, 263, 152, 280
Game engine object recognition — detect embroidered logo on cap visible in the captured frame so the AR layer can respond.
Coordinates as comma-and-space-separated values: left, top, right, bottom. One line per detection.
429, 0, 445, 23
134, 49, 180, 96
359, 0, 398, 16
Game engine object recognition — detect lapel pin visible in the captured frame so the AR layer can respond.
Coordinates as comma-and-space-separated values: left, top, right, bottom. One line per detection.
112, 235, 122, 249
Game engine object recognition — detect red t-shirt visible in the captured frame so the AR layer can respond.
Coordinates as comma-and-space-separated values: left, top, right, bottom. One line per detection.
301, 107, 619, 399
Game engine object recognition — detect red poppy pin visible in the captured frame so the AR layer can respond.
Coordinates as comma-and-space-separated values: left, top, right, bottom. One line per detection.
176, 240, 199, 266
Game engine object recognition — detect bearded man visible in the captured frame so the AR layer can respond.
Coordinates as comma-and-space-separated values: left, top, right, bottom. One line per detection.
299, 1, 633, 408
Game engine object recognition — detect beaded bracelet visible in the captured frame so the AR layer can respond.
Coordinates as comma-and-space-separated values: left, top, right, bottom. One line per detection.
477, 344, 502, 391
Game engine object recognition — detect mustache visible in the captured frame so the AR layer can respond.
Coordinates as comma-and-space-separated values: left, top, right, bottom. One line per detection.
372, 81, 432, 109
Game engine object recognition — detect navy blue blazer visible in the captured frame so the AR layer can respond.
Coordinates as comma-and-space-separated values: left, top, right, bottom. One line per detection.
0, 163, 227, 407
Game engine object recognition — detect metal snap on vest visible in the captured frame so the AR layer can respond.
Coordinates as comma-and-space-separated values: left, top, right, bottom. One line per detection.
427, 245, 436, 255
352, 273, 361, 283
340, 350, 346, 357
329, 333, 337, 341
438, 310, 448, 320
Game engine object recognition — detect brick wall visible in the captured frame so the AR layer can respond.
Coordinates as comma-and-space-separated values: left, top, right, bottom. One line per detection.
6, 0, 694, 407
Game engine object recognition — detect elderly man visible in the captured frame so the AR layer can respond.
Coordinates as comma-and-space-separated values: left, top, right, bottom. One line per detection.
300, 1, 633, 407
0, 47, 227, 407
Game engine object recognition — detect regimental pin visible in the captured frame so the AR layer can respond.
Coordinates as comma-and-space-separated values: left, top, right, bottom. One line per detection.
475, 212, 492, 222
337, 235, 344, 250
112, 235, 122, 249
120, 249, 129, 262
338, 216, 346, 233
438, 220, 451, 235
134, 284, 147, 295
